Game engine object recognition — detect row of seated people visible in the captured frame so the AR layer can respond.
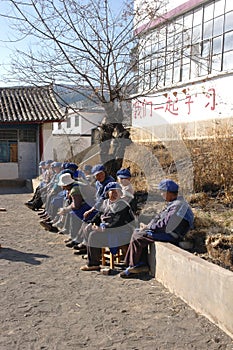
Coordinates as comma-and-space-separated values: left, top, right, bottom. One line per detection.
25, 161, 194, 277
76, 176, 194, 277
25, 162, 137, 266
25, 160, 90, 211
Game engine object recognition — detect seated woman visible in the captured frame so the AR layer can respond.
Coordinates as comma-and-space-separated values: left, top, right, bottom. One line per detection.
80, 182, 136, 271
120, 179, 194, 278
41, 173, 94, 236
67, 163, 115, 248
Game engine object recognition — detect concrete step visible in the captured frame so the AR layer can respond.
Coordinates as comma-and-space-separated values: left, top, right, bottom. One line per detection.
148, 242, 233, 339
0, 179, 33, 194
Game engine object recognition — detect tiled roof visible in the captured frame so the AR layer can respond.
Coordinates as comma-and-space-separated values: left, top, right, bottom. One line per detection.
0, 84, 64, 123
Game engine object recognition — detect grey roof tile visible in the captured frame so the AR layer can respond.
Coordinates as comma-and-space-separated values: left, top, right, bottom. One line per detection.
0, 84, 64, 123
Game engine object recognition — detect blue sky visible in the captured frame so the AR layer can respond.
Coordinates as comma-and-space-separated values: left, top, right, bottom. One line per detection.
0, 0, 125, 87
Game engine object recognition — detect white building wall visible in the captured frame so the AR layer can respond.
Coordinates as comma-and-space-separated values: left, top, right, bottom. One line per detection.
132, 0, 233, 139
0, 163, 18, 179
52, 108, 104, 161
42, 123, 54, 161
132, 75, 233, 138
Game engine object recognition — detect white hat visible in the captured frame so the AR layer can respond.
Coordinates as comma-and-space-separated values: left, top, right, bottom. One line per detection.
58, 173, 74, 186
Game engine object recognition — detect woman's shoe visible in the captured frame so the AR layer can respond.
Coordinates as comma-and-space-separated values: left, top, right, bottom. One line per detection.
66, 240, 79, 248
73, 248, 87, 255
73, 243, 86, 250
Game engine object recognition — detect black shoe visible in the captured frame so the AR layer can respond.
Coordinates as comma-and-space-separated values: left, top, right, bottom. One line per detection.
64, 237, 72, 243
73, 248, 87, 255
73, 243, 86, 250
24, 202, 35, 209
39, 221, 58, 233
40, 213, 49, 219
49, 226, 59, 233
38, 210, 46, 216
39, 218, 52, 224
66, 240, 79, 248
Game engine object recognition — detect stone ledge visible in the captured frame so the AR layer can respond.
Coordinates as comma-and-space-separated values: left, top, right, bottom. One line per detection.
148, 242, 233, 339
32, 177, 41, 192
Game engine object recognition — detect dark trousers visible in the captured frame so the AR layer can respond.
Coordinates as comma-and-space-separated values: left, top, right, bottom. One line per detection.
124, 229, 178, 267
85, 229, 132, 266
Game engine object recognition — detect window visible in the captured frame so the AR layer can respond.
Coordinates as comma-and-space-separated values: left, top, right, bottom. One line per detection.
203, 20, 213, 40
138, 0, 233, 90
225, 1, 233, 13
212, 35, 223, 54
75, 115, 80, 127
0, 140, 18, 162
224, 11, 233, 31
19, 129, 36, 142
66, 117, 71, 128
0, 128, 36, 162
223, 50, 233, 70
213, 15, 224, 36
203, 2, 214, 22
0, 130, 17, 140
214, 0, 225, 16
224, 31, 233, 52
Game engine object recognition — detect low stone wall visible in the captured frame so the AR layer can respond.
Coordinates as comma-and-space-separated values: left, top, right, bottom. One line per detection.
32, 178, 41, 192
148, 242, 233, 339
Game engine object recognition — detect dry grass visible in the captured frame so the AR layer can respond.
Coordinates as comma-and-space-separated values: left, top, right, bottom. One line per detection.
123, 137, 233, 271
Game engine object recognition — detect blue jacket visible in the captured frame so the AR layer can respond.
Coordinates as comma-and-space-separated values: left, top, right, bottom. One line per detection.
148, 197, 194, 238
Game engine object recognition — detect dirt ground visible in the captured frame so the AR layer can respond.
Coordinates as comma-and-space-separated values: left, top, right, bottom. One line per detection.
0, 190, 233, 350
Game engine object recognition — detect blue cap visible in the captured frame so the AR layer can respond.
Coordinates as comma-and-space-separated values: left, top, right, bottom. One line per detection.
39, 161, 46, 167
83, 164, 92, 172
91, 164, 105, 176
63, 162, 78, 170
116, 168, 131, 179
62, 162, 69, 169
45, 160, 54, 165
104, 182, 122, 193
158, 179, 179, 193
60, 169, 74, 177
51, 162, 63, 168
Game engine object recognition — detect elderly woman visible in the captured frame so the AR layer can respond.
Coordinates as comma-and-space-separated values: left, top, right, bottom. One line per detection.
82, 163, 115, 220
120, 179, 194, 278
80, 182, 136, 271
41, 173, 94, 235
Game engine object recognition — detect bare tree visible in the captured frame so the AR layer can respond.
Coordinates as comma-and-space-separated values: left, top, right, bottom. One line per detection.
1, 0, 168, 174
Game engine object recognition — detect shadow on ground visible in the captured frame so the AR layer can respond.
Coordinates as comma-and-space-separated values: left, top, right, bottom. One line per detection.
0, 247, 50, 265
0, 179, 33, 195
0, 187, 32, 195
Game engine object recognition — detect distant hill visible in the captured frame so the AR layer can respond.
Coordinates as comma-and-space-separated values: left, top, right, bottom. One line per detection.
54, 85, 101, 107
54, 84, 132, 125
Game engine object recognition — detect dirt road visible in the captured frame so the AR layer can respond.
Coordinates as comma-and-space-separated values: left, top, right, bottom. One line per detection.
0, 191, 232, 349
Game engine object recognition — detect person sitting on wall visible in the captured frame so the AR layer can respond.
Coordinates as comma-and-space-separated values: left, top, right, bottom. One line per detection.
39, 163, 86, 223
80, 182, 136, 271
82, 164, 115, 220
116, 168, 137, 213
40, 173, 94, 235
82, 164, 95, 186
24, 160, 46, 209
119, 179, 194, 278
38, 162, 67, 230
66, 163, 115, 249
62, 162, 86, 180
25, 160, 54, 211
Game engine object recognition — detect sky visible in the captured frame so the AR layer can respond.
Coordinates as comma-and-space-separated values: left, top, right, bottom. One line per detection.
0, 2, 16, 86
0, 0, 182, 87
0, 0, 126, 87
